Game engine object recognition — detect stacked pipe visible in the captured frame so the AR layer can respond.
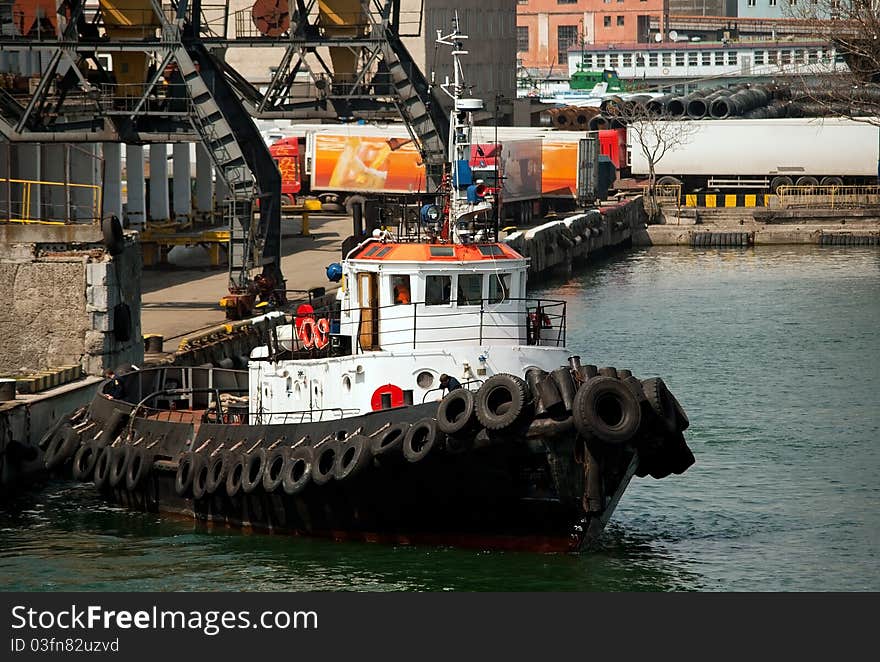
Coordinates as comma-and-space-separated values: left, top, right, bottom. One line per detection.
547, 105, 601, 130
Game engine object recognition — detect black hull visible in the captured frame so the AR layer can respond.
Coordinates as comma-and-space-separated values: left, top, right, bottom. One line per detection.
62, 394, 647, 552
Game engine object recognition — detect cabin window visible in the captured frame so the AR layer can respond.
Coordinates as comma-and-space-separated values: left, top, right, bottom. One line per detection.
390, 275, 411, 305
478, 245, 504, 256
425, 275, 452, 306
648, 53, 658, 67
429, 246, 455, 257
457, 274, 483, 306
488, 273, 512, 304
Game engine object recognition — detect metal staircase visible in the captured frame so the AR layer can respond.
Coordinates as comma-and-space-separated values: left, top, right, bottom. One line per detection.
380, 30, 449, 191
172, 42, 282, 301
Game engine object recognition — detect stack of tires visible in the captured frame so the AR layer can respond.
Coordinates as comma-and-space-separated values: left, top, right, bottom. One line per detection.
170, 417, 447, 503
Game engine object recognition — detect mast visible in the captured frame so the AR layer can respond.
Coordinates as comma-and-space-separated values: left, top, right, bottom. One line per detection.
436, 12, 490, 244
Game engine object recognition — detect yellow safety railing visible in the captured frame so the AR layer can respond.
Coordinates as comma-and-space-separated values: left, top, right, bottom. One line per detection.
776, 185, 880, 210
643, 184, 683, 205
0, 178, 102, 225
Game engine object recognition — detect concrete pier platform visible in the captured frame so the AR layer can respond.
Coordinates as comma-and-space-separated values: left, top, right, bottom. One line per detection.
142, 214, 351, 352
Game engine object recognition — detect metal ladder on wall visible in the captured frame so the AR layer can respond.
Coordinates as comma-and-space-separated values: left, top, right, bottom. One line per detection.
173, 45, 257, 289
380, 31, 449, 191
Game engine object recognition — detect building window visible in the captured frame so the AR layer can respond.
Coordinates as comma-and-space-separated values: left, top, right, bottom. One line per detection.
517, 26, 529, 53
488, 274, 511, 304
391, 275, 411, 305
768, 50, 778, 64
794, 49, 805, 63
558, 0, 577, 3
583, 54, 594, 68
727, 51, 737, 65
457, 274, 483, 306
754, 50, 765, 65
701, 52, 711, 66
781, 50, 791, 64
616, 15, 625, 26
688, 52, 698, 66
635, 53, 645, 66
807, 49, 817, 63
662, 52, 671, 66
649, 53, 658, 66
609, 53, 619, 68
675, 52, 684, 67
557, 25, 578, 64
603, 16, 611, 27
715, 51, 724, 65
425, 276, 452, 306
622, 53, 632, 67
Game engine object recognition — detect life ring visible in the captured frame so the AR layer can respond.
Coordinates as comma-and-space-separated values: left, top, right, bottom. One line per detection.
662, 67, 670, 75
298, 317, 317, 349
315, 318, 330, 350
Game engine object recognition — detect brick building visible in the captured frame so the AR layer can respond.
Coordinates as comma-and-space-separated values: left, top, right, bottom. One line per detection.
516, 0, 665, 74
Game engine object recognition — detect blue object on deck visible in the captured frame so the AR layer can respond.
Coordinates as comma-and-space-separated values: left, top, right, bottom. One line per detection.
326, 262, 343, 282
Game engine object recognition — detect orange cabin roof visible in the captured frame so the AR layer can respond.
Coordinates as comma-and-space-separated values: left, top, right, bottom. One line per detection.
351, 242, 522, 262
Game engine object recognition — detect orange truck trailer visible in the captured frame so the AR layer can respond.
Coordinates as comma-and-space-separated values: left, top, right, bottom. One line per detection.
268, 124, 624, 220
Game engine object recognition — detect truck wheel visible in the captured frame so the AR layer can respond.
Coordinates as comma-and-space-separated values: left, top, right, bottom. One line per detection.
344, 195, 366, 216
796, 176, 818, 187
657, 176, 682, 187
820, 176, 843, 187
770, 176, 793, 193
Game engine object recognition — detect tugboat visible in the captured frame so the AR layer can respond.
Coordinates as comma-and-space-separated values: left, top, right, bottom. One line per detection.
42, 17, 694, 552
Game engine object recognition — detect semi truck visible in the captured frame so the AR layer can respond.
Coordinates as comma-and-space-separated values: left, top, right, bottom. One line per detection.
267, 124, 624, 220
626, 117, 880, 193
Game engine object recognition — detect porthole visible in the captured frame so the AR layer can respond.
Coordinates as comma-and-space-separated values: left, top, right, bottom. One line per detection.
417, 371, 434, 388
343, 375, 352, 391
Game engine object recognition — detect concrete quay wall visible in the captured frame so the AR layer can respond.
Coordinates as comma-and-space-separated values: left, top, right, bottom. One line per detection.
505, 198, 646, 278
0, 225, 144, 377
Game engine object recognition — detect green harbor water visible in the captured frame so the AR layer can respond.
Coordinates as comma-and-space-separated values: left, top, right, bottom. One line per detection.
1, 245, 878, 591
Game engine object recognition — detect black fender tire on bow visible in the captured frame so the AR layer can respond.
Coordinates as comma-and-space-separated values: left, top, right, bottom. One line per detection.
641, 377, 678, 433
241, 448, 267, 494
125, 446, 151, 491
92, 446, 113, 490
335, 435, 373, 480
475, 374, 532, 431
312, 441, 339, 486
370, 423, 409, 458
282, 446, 313, 495
436, 389, 477, 436
403, 418, 440, 463
225, 453, 246, 497
205, 452, 229, 494
597, 366, 618, 379
72, 442, 99, 481
670, 390, 689, 431
44, 425, 81, 470
175, 451, 197, 497
262, 448, 288, 493
191, 455, 210, 499
573, 376, 642, 444
108, 444, 131, 488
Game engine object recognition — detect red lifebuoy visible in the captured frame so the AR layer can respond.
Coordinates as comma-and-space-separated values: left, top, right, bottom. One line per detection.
298, 317, 317, 349
314, 318, 330, 350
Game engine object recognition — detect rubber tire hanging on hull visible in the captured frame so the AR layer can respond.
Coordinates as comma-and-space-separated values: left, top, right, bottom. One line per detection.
573, 376, 642, 444
436, 389, 477, 436
72, 442, 99, 481
175, 452, 197, 497
313, 441, 339, 485
282, 446, 313, 495
475, 374, 532, 431
403, 419, 440, 463
241, 449, 266, 494
335, 435, 373, 480
125, 447, 151, 491
371, 423, 408, 458
262, 448, 287, 492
